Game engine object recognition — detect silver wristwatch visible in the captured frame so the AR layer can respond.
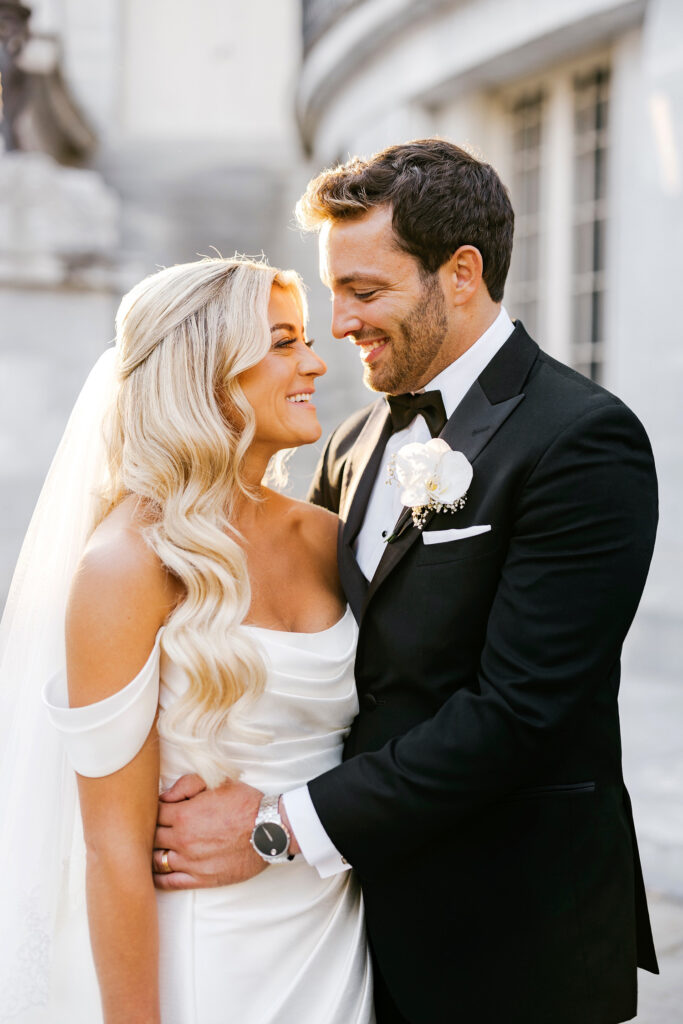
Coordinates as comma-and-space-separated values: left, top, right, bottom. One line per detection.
250, 793, 294, 864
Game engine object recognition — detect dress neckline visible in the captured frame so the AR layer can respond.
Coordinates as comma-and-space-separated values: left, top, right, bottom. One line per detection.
242, 604, 351, 637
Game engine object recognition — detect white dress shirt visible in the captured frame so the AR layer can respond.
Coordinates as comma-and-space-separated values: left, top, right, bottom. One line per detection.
283, 307, 515, 877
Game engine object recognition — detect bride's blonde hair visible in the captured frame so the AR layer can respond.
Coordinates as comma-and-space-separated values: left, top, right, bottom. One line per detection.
100, 256, 307, 785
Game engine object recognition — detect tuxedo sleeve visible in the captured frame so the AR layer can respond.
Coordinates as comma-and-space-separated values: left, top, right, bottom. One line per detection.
307, 401, 658, 873
281, 787, 350, 877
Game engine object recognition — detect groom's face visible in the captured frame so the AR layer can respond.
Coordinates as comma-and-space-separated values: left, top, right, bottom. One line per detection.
319, 205, 449, 395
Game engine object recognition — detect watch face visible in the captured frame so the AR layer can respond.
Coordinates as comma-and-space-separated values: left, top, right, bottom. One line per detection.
253, 822, 288, 858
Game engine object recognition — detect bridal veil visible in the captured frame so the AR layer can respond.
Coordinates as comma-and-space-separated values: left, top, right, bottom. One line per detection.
0, 348, 116, 1021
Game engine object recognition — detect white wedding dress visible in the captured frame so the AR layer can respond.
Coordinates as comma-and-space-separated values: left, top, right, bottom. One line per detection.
43, 605, 374, 1024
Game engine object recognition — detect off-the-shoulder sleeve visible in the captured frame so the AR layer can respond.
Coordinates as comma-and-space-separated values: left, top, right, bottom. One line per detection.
42, 629, 163, 778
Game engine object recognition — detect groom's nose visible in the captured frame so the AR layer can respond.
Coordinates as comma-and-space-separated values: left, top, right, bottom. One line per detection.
331, 295, 364, 340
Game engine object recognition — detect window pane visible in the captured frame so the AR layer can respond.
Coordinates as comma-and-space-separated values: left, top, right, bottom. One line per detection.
516, 300, 538, 336
571, 68, 610, 383
595, 145, 608, 199
593, 217, 606, 272
575, 151, 596, 204
573, 221, 593, 274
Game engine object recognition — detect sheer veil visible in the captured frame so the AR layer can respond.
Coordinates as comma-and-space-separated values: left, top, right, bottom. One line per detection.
0, 348, 117, 1021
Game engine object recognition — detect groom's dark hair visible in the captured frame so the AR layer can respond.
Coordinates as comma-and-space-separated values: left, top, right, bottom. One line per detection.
296, 138, 514, 303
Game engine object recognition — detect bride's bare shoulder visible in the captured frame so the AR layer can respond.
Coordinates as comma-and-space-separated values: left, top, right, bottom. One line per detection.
76, 496, 169, 599
66, 497, 178, 702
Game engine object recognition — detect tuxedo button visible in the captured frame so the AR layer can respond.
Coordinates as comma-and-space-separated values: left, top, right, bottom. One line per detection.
363, 693, 379, 711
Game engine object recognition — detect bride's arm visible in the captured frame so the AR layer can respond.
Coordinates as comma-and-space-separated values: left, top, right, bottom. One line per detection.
66, 530, 175, 1024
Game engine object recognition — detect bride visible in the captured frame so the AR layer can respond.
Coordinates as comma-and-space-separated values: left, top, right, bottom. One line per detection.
0, 257, 374, 1023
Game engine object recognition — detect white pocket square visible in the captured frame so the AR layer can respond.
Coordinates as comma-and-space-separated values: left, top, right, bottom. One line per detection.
422, 524, 492, 545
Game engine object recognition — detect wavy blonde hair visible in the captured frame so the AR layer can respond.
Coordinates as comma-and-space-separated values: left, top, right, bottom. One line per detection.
99, 256, 307, 786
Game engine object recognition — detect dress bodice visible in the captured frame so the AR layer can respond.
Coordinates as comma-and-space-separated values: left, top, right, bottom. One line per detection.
158, 606, 358, 792
44, 607, 358, 793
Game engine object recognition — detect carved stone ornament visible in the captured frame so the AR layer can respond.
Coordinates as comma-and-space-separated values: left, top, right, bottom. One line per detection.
0, 0, 96, 164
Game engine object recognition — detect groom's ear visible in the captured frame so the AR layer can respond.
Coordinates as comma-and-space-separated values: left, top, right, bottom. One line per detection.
439, 245, 483, 307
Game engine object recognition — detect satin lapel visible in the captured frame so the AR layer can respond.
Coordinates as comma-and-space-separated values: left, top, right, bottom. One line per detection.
337, 522, 367, 623
361, 323, 539, 614
440, 382, 525, 462
340, 400, 393, 542
338, 401, 392, 620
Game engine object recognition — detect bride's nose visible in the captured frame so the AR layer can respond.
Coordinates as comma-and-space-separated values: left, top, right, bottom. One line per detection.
299, 345, 327, 378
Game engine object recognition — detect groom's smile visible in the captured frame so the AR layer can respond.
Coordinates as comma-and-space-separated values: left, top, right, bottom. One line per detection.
354, 335, 389, 364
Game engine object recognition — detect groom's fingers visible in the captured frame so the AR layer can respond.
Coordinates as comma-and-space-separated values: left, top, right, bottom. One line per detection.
152, 846, 189, 876
152, 846, 174, 874
154, 824, 175, 850
159, 773, 206, 802
156, 799, 181, 827
153, 869, 202, 891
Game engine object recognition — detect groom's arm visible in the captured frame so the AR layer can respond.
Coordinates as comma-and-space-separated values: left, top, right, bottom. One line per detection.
305, 400, 658, 874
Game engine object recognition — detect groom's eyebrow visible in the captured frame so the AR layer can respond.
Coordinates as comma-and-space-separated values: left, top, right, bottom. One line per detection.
333, 273, 387, 287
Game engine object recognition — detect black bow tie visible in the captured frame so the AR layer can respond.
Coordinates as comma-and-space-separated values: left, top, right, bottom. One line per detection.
387, 390, 447, 438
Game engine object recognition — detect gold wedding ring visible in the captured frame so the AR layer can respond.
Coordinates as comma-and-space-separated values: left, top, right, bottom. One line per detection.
160, 849, 172, 874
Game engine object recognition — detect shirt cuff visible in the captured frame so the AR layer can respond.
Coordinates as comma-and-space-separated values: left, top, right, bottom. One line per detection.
282, 785, 351, 878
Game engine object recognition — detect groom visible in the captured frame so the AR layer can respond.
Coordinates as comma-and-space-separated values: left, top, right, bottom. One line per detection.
154, 140, 659, 1023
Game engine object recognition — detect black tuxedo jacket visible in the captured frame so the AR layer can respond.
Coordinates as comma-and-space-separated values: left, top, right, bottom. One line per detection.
307, 324, 659, 1024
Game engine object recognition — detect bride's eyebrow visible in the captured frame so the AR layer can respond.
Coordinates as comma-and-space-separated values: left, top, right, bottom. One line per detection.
270, 322, 298, 333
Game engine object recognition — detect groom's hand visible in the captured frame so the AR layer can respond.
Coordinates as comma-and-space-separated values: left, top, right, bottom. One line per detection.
153, 774, 267, 890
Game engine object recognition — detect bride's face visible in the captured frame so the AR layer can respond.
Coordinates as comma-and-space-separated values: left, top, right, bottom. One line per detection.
239, 284, 327, 453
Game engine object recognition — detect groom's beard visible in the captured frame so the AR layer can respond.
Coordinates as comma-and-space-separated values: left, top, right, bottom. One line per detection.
363, 275, 448, 395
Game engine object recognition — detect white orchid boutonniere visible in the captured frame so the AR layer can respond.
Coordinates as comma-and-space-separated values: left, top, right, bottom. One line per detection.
388, 438, 474, 530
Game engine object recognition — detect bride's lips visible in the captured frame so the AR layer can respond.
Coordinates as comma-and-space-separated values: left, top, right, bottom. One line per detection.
285, 388, 316, 410
356, 338, 389, 364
